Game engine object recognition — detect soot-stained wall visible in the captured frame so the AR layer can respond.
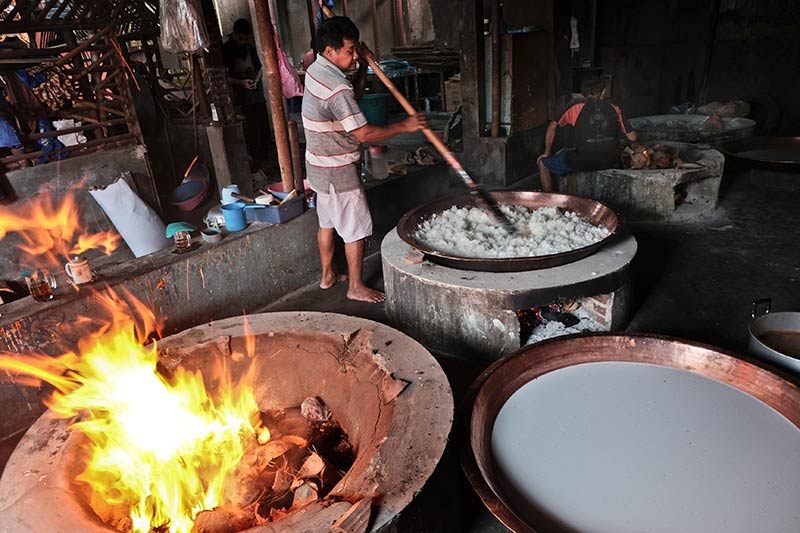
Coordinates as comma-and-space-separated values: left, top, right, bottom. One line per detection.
594, 0, 798, 134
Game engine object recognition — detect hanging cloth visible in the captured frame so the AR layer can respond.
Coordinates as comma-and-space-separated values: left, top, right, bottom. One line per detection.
159, 0, 210, 53
569, 16, 580, 57
275, 37, 303, 98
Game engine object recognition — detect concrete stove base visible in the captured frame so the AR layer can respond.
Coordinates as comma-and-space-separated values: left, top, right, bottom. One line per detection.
555, 142, 725, 221
382, 229, 637, 361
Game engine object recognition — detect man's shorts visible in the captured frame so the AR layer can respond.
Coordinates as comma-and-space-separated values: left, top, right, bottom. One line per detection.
541, 148, 575, 176
315, 183, 373, 243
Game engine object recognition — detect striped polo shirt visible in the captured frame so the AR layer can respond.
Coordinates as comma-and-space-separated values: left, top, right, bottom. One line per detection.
302, 54, 367, 193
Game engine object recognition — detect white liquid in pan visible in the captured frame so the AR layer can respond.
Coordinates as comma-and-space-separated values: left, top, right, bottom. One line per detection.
491, 362, 800, 532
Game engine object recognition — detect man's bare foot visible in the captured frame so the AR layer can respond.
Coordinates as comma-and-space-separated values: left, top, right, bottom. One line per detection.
347, 286, 386, 303
320, 273, 347, 289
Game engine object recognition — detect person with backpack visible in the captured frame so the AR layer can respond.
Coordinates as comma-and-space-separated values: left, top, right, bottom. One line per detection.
537, 76, 638, 191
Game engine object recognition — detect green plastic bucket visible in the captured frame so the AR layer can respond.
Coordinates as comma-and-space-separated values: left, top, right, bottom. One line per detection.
361, 93, 390, 125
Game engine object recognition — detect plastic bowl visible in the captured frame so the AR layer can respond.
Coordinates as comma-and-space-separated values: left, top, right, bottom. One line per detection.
169, 179, 208, 212
267, 180, 312, 200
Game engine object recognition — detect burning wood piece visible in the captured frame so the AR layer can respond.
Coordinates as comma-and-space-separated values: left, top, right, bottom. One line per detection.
622, 143, 684, 170
296, 451, 326, 480
272, 468, 294, 494
210, 401, 356, 529
290, 480, 320, 510
194, 507, 255, 533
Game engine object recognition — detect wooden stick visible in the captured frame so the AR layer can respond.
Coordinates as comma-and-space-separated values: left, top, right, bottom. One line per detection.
184, 155, 199, 178
55, 26, 113, 67
231, 192, 256, 203
279, 189, 298, 204
363, 54, 517, 233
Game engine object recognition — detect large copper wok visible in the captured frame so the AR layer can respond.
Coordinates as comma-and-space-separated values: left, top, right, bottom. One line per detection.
396, 191, 619, 272
462, 334, 800, 532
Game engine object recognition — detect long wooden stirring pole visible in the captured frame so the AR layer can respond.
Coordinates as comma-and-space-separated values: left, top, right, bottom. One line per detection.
362, 53, 517, 234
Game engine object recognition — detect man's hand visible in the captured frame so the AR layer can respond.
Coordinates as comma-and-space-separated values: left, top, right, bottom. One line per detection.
402, 113, 428, 133
537, 153, 550, 161
244, 79, 257, 90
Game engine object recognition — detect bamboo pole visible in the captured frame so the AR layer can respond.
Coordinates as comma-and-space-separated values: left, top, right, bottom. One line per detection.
253, 0, 294, 194
364, 54, 517, 233
370, 0, 381, 60
305, 0, 317, 39
393, 0, 406, 47
287, 120, 304, 196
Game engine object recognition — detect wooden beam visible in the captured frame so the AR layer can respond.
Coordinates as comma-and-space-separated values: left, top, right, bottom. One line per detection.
27, 118, 127, 139
254, 0, 294, 193
370, 0, 381, 59
55, 26, 113, 67
0, 133, 137, 164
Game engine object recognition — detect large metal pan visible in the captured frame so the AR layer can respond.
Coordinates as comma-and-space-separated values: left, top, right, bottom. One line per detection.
462, 333, 800, 532
719, 136, 800, 170
396, 191, 619, 272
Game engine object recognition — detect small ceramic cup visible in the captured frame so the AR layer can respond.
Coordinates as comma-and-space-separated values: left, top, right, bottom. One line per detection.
65, 256, 93, 285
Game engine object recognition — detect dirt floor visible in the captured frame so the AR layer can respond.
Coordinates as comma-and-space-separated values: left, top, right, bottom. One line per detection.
1, 160, 798, 532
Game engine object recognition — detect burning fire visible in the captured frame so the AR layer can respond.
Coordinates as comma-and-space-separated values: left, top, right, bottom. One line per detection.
0, 290, 269, 532
0, 189, 120, 269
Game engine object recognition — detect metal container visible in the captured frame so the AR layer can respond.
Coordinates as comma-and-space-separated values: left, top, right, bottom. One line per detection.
748, 298, 800, 375
720, 136, 800, 170
463, 333, 800, 532
630, 114, 755, 144
396, 191, 619, 272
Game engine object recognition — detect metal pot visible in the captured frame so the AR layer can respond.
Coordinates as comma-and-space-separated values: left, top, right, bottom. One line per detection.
748, 298, 800, 374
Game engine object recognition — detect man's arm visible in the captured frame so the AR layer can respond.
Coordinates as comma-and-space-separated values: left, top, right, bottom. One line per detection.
541, 120, 558, 157
350, 114, 427, 143
613, 104, 637, 143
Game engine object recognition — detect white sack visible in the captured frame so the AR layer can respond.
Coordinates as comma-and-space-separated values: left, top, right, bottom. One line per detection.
90, 178, 171, 258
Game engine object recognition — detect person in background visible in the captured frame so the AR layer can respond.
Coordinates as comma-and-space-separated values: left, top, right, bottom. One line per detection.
223, 18, 269, 172
303, 16, 426, 303
537, 76, 637, 191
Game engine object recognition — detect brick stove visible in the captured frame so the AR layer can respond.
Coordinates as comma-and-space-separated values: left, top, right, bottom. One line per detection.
382, 229, 637, 361
555, 141, 725, 221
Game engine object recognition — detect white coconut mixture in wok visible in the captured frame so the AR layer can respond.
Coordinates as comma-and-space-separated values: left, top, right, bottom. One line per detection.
413, 205, 610, 258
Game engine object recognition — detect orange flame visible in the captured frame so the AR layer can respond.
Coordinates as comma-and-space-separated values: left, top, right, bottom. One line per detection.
0, 289, 268, 533
0, 190, 120, 269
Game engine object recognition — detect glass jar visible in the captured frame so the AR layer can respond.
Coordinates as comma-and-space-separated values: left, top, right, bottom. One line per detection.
367, 144, 389, 180
174, 231, 192, 253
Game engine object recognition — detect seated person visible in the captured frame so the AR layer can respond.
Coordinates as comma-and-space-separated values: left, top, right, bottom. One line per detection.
537, 76, 637, 191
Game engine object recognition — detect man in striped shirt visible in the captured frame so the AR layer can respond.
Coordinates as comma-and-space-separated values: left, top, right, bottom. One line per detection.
303, 17, 426, 303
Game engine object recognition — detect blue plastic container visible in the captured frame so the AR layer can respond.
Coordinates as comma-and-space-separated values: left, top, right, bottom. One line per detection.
221, 202, 247, 232
361, 93, 390, 125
